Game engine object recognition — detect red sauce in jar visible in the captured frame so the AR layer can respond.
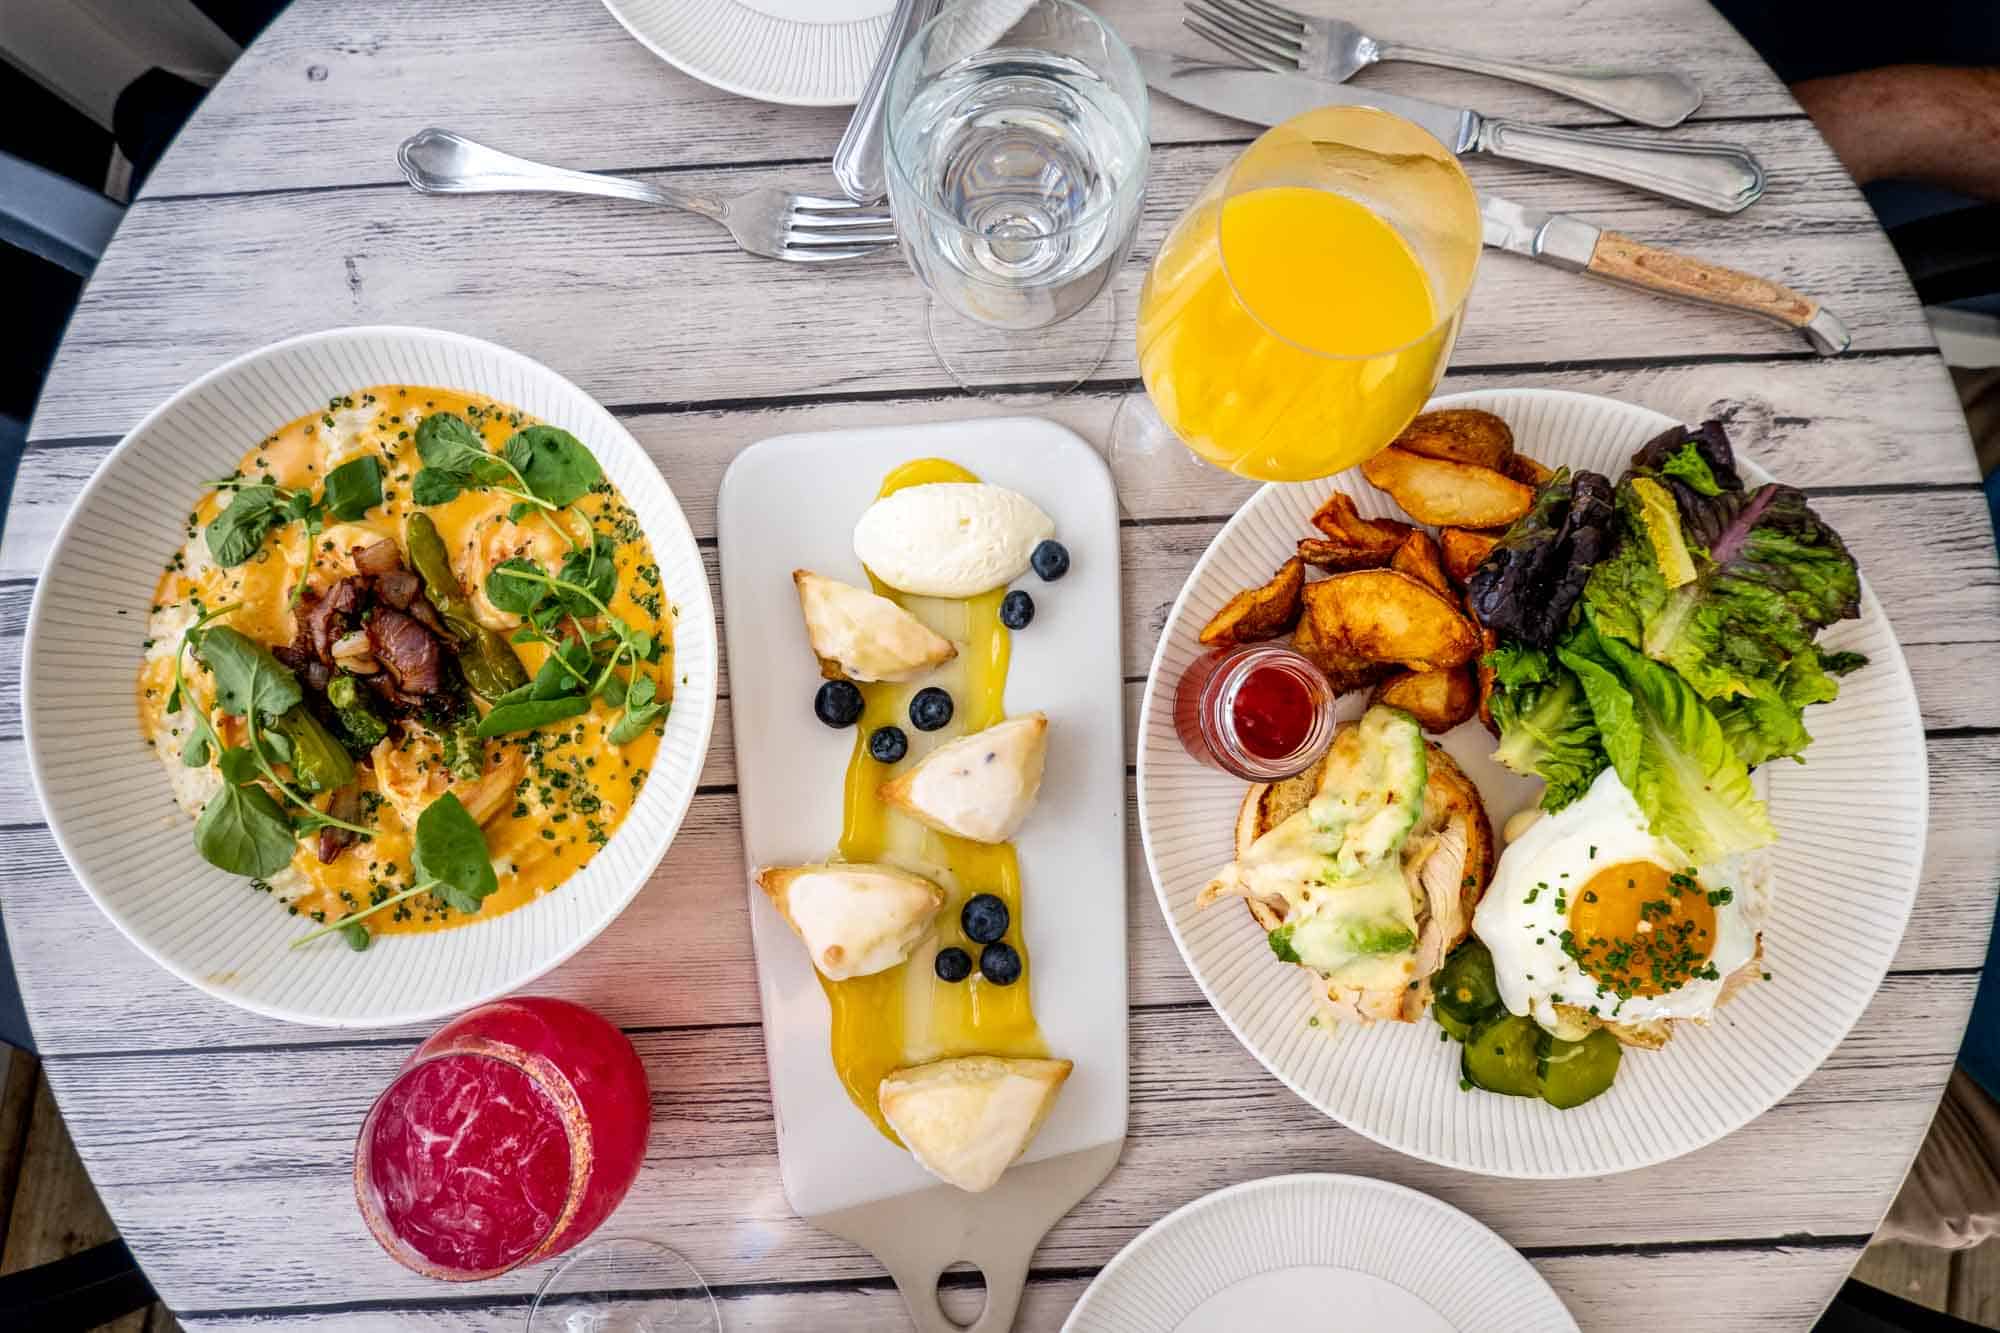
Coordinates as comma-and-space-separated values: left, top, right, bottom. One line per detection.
1173, 644, 1337, 780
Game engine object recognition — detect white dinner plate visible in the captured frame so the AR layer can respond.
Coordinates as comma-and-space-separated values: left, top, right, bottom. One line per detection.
1063, 1173, 1578, 1332
599, 0, 895, 106
1135, 388, 1926, 1177
22, 326, 718, 1027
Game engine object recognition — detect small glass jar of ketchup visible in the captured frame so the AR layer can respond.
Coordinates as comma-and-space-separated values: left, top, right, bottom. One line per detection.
1173, 643, 1338, 781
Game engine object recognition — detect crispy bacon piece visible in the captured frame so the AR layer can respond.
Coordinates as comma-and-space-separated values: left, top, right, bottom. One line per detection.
366, 607, 444, 696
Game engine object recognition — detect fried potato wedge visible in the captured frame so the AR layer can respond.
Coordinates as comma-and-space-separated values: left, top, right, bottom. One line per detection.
1297, 537, 1394, 572
1389, 530, 1452, 599
1390, 409, 1514, 471
1373, 665, 1478, 733
1300, 569, 1480, 671
1308, 493, 1413, 554
1291, 608, 1393, 696
1438, 527, 1502, 585
1360, 448, 1536, 528
1504, 453, 1557, 487
1198, 556, 1305, 646
1470, 604, 1500, 737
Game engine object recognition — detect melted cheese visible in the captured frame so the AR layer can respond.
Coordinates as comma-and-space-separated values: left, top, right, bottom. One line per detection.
822, 458, 1047, 1143
135, 385, 674, 936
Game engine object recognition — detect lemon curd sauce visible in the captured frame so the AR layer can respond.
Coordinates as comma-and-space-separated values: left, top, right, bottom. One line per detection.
823, 458, 1048, 1142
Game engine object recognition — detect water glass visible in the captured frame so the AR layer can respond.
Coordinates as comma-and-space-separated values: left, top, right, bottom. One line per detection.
885, 0, 1149, 395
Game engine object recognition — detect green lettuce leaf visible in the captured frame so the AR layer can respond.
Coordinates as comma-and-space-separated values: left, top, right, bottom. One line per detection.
1558, 623, 1775, 863
1486, 643, 1608, 811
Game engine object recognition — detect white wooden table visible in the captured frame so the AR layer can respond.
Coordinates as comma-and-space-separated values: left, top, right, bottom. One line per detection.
5, 1, 1998, 1327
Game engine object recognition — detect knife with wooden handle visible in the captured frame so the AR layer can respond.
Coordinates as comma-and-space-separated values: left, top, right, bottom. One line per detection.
1481, 194, 1850, 355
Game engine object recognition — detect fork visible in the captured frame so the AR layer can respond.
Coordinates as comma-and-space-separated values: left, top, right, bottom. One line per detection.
1185, 0, 1703, 129
397, 129, 897, 263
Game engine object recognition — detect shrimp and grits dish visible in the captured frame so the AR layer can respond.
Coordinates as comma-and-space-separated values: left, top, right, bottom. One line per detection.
135, 385, 675, 951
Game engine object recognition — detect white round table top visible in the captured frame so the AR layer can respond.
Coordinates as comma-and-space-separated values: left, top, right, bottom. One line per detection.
5, 1, 1997, 1328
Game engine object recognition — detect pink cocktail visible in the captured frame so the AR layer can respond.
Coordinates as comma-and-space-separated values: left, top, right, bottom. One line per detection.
355, 997, 650, 1281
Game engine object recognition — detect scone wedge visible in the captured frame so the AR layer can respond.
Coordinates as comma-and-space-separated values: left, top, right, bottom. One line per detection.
755, 862, 946, 981
879, 713, 1048, 844
793, 570, 956, 683
879, 1055, 1073, 1192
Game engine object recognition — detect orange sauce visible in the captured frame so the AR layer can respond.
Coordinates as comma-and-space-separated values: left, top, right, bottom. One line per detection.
135, 386, 672, 936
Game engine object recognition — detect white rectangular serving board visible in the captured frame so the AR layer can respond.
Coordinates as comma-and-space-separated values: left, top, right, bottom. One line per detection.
718, 416, 1129, 1220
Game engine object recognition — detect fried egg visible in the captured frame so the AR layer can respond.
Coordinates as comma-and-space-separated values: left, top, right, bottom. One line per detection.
1472, 767, 1767, 1034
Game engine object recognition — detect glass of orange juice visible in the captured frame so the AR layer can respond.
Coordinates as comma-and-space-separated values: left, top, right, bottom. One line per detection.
1113, 105, 1482, 488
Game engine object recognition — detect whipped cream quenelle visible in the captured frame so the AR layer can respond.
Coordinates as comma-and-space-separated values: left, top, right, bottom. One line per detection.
852, 483, 1055, 598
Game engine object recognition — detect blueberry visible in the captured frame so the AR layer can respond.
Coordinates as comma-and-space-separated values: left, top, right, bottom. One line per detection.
814, 679, 864, 728
868, 725, 908, 763
934, 946, 972, 983
961, 893, 1010, 944
1030, 540, 1070, 581
979, 941, 1022, 985
999, 589, 1035, 629
909, 687, 954, 732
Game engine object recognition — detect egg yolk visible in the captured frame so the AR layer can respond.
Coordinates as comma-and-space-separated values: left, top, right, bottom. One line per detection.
1566, 860, 1719, 998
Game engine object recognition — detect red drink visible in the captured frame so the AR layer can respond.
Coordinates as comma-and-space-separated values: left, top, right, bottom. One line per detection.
356, 997, 650, 1280
1173, 643, 1337, 781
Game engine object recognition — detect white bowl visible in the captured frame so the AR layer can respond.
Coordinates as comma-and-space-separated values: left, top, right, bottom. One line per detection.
23, 326, 718, 1027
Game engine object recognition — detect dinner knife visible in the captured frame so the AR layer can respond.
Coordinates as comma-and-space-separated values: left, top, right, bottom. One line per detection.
1482, 194, 1850, 355
1135, 49, 1764, 216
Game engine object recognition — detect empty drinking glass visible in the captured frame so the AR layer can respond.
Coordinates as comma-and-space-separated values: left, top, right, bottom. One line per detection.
885, 0, 1149, 397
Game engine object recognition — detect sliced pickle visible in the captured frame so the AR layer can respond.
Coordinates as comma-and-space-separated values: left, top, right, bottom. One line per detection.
1536, 1027, 1622, 1109
1433, 939, 1502, 1028
1461, 1014, 1541, 1098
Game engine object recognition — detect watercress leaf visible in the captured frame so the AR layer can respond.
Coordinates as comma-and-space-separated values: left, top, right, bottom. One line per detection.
509, 625, 539, 645
282, 490, 315, 522
502, 426, 603, 507
194, 769, 296, 877
258, 727, 294, 765
530, 643, 588, 701
475, 695, 591, 739
489, 682, 535, 708
507, 500, 535, 522
195, 626, 303, 718
164, 679, 184, 715
321, 454, 384, 521
179, 720, 214, 772
204, 484, 287, 567
556, 534, 618, 616
414, 411, 485, 469
607, 700, 665, 745
216, 744, 262, 785
410, 468, 463, 506
597, 671, 627, 708
339, 921, 372, 951
485, 558, 548, 616
412, 792, 498, 914
627, 672, 656, 709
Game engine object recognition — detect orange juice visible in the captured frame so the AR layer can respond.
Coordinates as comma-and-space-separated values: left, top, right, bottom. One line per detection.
1137, 184, 1455, 482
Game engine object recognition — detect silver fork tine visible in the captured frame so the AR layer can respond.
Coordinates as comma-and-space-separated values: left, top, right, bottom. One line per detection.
1192, 0, 1305, 48
790, 226, 899, 246
783, 244, 887, 263
1183, 16, 1292, 72
789, 209, 895, 231
1216, 0, 1310, 29
791, 194, 871, 211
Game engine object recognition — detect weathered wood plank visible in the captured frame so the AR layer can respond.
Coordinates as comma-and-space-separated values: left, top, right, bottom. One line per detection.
33, 119, 1930, 442
139, 0, 1805, 200
167, 1245, 1867, 1332
40, 973, 1964, 1316
1951, 1235, 2000, 1326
